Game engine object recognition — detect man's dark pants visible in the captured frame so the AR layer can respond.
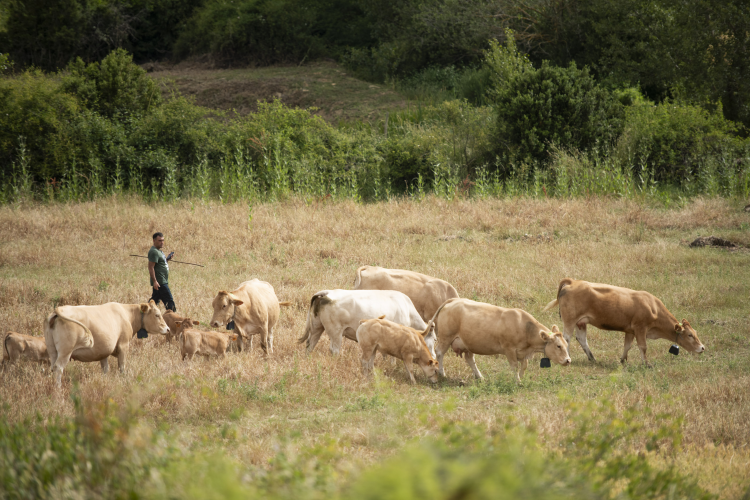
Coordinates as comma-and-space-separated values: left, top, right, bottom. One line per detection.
150, 283, 176, 312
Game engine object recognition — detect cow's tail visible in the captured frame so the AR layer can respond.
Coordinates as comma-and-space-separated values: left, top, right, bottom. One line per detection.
353, 266, 367, 289
298, 291, 328, 345
542, 278, 574, 313
428, 298, 459, 341
279, 301, 292, 307
50, 308, 94, 348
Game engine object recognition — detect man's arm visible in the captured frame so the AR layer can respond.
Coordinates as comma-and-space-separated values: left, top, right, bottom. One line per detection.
148, 261, 160, 290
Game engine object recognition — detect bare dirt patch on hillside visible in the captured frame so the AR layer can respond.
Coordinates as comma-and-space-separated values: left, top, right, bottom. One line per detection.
149, 61, 409, 124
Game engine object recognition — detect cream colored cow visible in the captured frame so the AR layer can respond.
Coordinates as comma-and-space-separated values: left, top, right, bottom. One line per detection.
353, 265, 459, 322
356, 315, 439, 384
174, 319, 237, 361
163, 311, 188, 343
210, 279, 291, 354
44, 300, 169, 388
543, 278, 705, 364
432, 298, 571, 383
2, 332, 49, 368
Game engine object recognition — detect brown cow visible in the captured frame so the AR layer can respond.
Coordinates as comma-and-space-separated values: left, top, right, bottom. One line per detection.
542, 278, 705, 365
174, 319, 237, 361
356, 315, 439, 384
353, 266, 459, 322
432, 298, 571, 383
210, 279, 291, 354
45, 300, 169, 388
2, 332, 49, 368
163, 311, 188, 343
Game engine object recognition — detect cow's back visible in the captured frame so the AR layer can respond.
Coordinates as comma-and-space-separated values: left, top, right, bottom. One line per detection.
49, 303, 131, 360
237, 279, 281, 321
560, 280, 660, 327
325, 289, 424, 330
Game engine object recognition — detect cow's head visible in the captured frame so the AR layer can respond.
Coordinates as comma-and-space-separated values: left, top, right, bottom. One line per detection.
210, 291, 244, 328
420, 359, 439, 384
140, 300, 170, 335
542, 325, 571, 366
675, 319, 705, 354
174, 318, 199, 342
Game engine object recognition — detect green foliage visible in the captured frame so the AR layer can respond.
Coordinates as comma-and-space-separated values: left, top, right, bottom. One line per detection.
617, 100, 749, 184
62, 48, 162, 118
494, 61, 625, 166
483, 29, 533, 102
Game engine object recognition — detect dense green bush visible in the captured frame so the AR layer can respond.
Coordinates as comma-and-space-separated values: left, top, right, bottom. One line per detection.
62, 49, 162, 118
617, 100, 749, 184
494, 61, 624, 166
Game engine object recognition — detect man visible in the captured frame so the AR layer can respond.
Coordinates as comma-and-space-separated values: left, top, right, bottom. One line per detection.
148, 232, 176, 312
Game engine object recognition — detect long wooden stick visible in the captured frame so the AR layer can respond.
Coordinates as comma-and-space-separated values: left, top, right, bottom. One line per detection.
129, 254, 205, 267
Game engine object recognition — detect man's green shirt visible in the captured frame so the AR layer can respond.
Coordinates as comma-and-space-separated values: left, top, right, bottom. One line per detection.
148, 246, 169, 286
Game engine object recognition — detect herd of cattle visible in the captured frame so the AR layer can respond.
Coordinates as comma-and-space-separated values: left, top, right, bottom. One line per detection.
2, 266, 706, 388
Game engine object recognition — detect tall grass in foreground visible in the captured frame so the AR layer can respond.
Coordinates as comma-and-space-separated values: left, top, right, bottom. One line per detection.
0, 390, 712, 500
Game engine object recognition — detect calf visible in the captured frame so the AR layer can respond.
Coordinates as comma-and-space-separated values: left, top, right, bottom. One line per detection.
2, 332, 50, 368
432, 298, 571, 383
175, 319, 237, 361
356, 315, 438, 384
163, 311, 187, 343
542, 278, 705, 364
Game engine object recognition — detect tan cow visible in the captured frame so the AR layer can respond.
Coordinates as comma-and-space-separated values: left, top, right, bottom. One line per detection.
44, 300, 169, 388
2, 332, 49, 368
210, 279, 291, 354
542, 278, 705, 365
356, 315, 439, 384
353, 265, 459, 322
174, 319, 237, 361
163, 311, 187, 343
432, 298, 571, 383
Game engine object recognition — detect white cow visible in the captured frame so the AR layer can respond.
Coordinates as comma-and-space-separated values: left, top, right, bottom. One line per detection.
298, 289, 436, 356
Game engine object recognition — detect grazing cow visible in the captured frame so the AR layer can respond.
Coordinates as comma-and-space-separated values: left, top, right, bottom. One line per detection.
163, 311, 188, 343
432, 298, 571, 383
299, 289, 436, 356
174, 319, 237, 361
356, 315, 439, 384
2, 332, 49, 368
210, 279, 291, 354
542, 278, 706, 365
44, 300, 169, 388
353, 265, 459, 321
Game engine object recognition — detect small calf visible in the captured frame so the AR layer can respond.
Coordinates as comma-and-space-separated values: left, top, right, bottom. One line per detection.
163, 311, 187, 342
356, 315, 439, 384
2, 332, 50, 368
174, 319, 237, 361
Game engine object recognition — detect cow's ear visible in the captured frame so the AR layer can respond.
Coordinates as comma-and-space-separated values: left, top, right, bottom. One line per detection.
551, 324, 561, 334
378, 314, 386, 320
232, 299, 244, 306
175, 321, 182, 329
140, 303, 149, 313
682, 318, 691, 327
674, 323, 684, 332
429, 359, 437, 366
540, 330, 552, 342
192, 320, 200, 326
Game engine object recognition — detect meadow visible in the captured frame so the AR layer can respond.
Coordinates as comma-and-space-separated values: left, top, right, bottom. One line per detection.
1, 195, 749, 499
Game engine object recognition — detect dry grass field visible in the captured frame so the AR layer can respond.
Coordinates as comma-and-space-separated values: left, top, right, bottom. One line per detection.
1, 195, 749, 498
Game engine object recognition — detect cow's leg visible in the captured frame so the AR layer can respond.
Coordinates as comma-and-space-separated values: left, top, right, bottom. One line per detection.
51, 350, 73, 388
635, 333, 650, 366
361, 342, 377, 375
305, 321, 325, 354
100, 358, 109, 374
562, 322, 575, 345
402, 355, 417, 384
329, 328, 344, 355
575, 322, 596, 362
435, 332, 458, 378
259, 323, 270, 356
504, 353, 521, 384
116, 345, 128, 373
518, 357, 528, 381
464, 351, 483, 380
621, 332, 635, 364
267, 325, 274, 354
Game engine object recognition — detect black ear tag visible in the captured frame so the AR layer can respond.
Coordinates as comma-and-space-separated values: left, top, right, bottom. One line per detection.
540, 357, 551, 368
226, 320, 235, 330
669, 344, 679, 355
137, 328, 148, 339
